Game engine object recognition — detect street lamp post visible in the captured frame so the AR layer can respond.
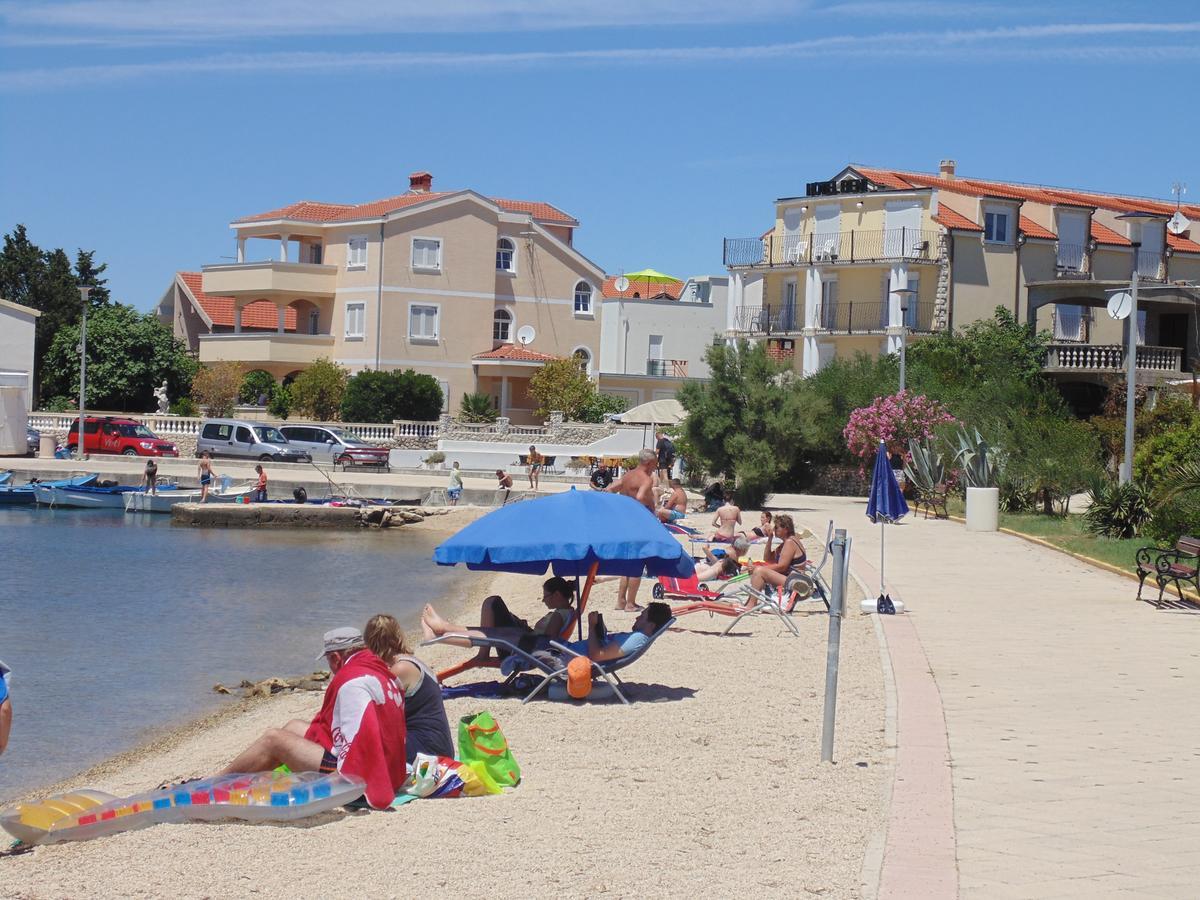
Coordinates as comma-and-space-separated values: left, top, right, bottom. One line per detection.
892, 287, 918, 393
77, 287, 91, 461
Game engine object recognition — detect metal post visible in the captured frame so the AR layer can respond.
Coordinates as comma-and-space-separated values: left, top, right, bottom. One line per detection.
77, 287, 91, 461
899, 308, 908, 392
1120, 267, 1140, 484
821, 528, 848, 763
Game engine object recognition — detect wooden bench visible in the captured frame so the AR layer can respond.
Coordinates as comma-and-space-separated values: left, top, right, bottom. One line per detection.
912, 483, 950, 520
1136, 536, 1200, 607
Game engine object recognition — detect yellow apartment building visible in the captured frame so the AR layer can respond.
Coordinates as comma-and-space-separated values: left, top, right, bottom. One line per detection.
725, 160, 1200, 409
163, 171, 606, 424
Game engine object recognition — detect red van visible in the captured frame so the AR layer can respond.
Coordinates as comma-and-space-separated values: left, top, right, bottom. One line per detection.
64, 417, 179, 457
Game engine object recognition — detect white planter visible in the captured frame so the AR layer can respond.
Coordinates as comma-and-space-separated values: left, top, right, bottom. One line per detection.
965, 486, 1000, 532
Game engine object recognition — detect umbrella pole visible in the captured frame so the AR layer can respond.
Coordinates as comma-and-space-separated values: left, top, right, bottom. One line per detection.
879, 521, 886, 598
576, 561, 599, 640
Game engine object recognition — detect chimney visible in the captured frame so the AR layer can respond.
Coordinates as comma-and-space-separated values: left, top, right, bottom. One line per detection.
939, 159, 956, 180
409, 171, 433, 193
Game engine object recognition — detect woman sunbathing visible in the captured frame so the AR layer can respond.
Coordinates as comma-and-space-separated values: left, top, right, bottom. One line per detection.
420, 576, 575, 657
748, 514, 808, 597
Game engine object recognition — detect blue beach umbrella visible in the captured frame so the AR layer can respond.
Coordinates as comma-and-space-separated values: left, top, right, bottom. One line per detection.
434, 488, 694, 635
865, 442, 909, 610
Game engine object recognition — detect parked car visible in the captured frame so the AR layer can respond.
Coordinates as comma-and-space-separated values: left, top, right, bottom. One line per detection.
64, 417, 179, 457
278, 425, 390, 470
196, 419, 311, 463
26, 426, 40, 455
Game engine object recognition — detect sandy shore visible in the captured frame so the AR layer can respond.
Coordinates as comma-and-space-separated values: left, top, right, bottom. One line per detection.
2, 508, 889, 899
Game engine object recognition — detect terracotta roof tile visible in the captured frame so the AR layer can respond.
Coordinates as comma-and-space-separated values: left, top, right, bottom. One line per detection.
180, 272, 296, 330
1019, 216, 1056, 240
932, 201, 981, 231
600, 275, 684, 300
1168, 231, 1200, 254
851, 166, 914, 190
235, 192, 577, 226
1091, 221, 1131, 246
472, 344, 559, 362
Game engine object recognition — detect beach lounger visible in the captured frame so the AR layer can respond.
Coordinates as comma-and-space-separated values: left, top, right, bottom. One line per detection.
670, 585, 800, 637
434, 603, 582, 684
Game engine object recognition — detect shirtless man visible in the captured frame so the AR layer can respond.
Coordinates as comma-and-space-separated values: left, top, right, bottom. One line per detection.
495, 469, 514, 505
709, 492, 742, 542
656, 478, 688, 523
197, 451, 217, 503
606, 448, 659, 611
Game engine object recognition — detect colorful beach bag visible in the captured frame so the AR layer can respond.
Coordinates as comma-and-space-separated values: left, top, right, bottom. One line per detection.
458, 711, 521, 787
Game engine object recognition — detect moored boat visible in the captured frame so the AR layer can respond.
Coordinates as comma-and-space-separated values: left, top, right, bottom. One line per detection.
0, 473, 99, 506
124, 484, 254, 513
34, 482, 177, 510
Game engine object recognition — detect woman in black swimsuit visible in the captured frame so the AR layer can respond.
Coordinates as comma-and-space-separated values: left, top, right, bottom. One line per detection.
749, 513, 807, 594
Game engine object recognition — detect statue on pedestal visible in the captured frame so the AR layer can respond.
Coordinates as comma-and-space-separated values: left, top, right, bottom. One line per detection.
154, 381, 170, 414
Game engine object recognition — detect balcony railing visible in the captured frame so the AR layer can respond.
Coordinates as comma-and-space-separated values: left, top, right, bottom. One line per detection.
724, 227, 941, 268
732, 305, 801, 334
1136, 249, 1166, 282
1054, 242, 1092, 279
1042, 343, 1182, 373
732, 302, 936, 335
646, 358, 689, 377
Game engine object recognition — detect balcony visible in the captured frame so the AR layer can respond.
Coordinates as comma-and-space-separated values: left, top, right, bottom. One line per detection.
1136, 249, 1167, 282
202, 261, 338, 299
646, 358, 689, 377
1042, 343, 1182, 375
724, 228, 941, 268
732, 302, 936, 336
1054, 242, 1092, 279
198, 332, 336, 366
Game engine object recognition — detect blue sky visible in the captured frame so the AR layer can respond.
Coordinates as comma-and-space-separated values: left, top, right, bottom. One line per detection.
1, 1, 1198, 311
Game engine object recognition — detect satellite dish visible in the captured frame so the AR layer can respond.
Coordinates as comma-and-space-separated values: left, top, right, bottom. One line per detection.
516, 325, 536, 346
1167, 210, 1191, 235
1107, 291, 1133, 321
614, 276, 630, 293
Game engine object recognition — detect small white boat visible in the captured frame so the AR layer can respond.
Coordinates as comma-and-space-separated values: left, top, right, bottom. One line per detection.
35, 483, 166, 509
124, 484, 254, 513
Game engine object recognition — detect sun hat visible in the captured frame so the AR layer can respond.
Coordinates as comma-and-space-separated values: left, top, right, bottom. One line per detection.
317, 627, 365, 660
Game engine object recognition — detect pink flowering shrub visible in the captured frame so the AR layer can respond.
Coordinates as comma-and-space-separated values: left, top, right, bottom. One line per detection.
843, 391, 956, 464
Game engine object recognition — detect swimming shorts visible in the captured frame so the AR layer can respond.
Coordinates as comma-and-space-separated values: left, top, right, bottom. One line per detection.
447, 487, 462, 500
667, 509, 685, 521
200, 473, 211, 485
318, 749, 337, 774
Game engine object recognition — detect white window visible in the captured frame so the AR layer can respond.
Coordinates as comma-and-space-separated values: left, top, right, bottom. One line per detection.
408, 304, 439, 341
347, 236, 367, 269
412, 237, 442, 272
573, 347, 593, 376
573, 281, 592, 314
496, 238, 515, 273
820, 278, 838, 328
902, 274, 920, 328
344, 302, 365, 339
1054, 304, 1085, 342
493, 308, 512, 342
984, 209, 1010, 244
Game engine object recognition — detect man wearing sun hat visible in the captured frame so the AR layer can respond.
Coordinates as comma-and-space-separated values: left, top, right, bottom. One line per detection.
220, 627, 407, 809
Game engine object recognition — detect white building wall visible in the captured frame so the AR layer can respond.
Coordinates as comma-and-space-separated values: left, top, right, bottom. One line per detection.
0, 300, 40, 410
599, 297, 724, 378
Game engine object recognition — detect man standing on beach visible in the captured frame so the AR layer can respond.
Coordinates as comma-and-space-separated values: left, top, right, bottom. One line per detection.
606, 449, 659, 611
219, 628, 407, 809
527, 445, 543, 492
654, 430, 675, 489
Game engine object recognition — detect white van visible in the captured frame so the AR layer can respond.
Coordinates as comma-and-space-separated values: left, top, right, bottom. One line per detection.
196, 419, 311, 463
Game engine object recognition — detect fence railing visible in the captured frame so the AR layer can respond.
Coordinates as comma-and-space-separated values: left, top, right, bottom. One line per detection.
646, 358, 689, 377
1136, 250, 1166, 281
724, 227, 942, 268
1055, 242, 1091, 278
1042, 343, 1182, 372
733, 302, 936, 335
28, 411, 441, 441
732, 305, 800, 334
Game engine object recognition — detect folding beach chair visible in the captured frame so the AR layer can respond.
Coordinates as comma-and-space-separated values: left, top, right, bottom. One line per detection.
434, 602, 582, 684
651, 571, 750, 602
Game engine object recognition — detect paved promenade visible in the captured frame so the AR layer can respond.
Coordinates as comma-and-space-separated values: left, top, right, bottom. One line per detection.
780, 495, 1200, 899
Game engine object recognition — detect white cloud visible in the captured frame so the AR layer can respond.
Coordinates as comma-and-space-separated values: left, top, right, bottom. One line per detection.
2, 20, 1198, 91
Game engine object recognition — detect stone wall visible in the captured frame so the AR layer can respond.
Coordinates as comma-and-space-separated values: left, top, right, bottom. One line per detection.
804, 464, 870, 497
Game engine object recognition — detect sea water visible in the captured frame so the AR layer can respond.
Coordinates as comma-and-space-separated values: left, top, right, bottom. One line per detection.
0, 506, 483, 801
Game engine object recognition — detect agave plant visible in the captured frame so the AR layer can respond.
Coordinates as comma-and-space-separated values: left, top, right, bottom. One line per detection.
903, 437, 946, 494
458, 392, 499, 423
1083, 479, 1153, 539
954, 426, 997, 489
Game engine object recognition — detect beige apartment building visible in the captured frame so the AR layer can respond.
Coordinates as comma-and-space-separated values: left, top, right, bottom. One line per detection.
725, 160, 1200, 409
167, 172, 605, 423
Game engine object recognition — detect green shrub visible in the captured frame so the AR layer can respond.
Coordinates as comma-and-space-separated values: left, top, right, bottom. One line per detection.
1134, 420, 1200, 489
459, 392, 499, 423
424, 451, 446, 465
170, 397, 198, 417
1084, 480, 1154, 539
239, 370, 278, 405
46, 395, 75, 412
290, 358, 349, 421
340, 369, 442, 422
268, 385, 291, 420
576, 392, 628, 424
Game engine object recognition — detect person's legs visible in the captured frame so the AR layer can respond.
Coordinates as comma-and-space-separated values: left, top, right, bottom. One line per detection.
421, 603, 527, 647
527, 467, 534, 489
281, 718, 310, 737
220, 727, 326, 776
749, 567, 786, 606
616, 577, 643, 611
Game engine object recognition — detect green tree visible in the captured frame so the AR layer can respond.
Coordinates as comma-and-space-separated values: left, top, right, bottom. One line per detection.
576, 392, 628, 424
191, 361, 244, 417
239, 370, 278, 405
528, 357, 595, 419
340, 368, 442, 422
678, 340, 830, 507
290, 358, 349, 421
40, 303, 198, 412
269, 385, 292, 420
459, 392, 499, 423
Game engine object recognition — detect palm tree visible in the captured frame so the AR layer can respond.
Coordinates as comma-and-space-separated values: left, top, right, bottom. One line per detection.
459, 392, 498, 423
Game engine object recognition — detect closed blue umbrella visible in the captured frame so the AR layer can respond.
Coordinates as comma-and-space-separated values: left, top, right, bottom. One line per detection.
434, 488, 694, 635
865, 442, 908, 611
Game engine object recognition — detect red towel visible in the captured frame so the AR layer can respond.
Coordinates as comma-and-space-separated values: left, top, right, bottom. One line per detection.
305, 650, 407, 809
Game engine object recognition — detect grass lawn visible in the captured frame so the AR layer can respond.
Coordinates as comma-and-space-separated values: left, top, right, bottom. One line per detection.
945, 499, 1148, 574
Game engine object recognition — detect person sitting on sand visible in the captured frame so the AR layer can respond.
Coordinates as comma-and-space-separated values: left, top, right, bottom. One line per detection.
218, 627, 406, 810
693, 536, 751, 581
655, 478, 688, 523
495, 469, 513, 505
363, 614, 454, 763
420, 576, 575, 658
709, 493, 742, 542
562, 604, 672, 662
752, 510, 773, 538
748, 514, 808, 598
